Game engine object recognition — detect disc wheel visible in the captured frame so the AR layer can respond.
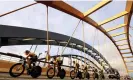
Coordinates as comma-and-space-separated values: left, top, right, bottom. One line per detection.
9, 63, 25, 77
46, 67, 55, 79
86, 72, 90, 79
82, 72, 85, 79
59, 69, 66, 79
102, 75, 105, 79
30, 66, 42, 78
95, 72, 99, 79
77, 71, 82, 79
70, 70, 76, 79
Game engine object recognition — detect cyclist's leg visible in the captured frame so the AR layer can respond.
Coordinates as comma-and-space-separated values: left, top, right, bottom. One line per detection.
26, 58, 31, 68
26, 58, 32, 75
28, 58, 32, 69
30, 56, 37, 68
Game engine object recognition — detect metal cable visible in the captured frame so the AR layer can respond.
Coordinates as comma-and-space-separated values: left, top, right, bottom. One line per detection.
60, 20, 81, 56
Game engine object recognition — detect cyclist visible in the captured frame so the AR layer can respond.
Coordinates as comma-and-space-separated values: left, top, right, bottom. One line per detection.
81, 65, 84, 72
52, 56, 62, 76
84, 65, 88, 71
25, 50, 37, 69
73, 61, 80, 72
45, 51, 51, 62
52, 57, 57, 65
45, 51, 51, 68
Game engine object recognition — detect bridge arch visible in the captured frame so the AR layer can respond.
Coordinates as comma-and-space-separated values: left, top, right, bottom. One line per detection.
0, 24, 111, 72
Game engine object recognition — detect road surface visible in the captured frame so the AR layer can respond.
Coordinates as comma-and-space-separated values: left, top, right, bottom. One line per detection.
0, 72, 122, 80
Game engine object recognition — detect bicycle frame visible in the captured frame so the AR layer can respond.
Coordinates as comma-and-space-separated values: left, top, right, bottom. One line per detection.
20, 53, 42, 70
18, 57, 35, 71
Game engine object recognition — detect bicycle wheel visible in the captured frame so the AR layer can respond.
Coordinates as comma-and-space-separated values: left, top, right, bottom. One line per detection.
46, 67, 55, 79
9, 63, 25, 77
59, 69, 66, 79
30, 66, 42, 78
77, 71, 82, 79
70, 70, 76, 79
86, 72, 90, 79
95, 72, 99, 79
102, 74, 105, 79
81, 72, 85, 79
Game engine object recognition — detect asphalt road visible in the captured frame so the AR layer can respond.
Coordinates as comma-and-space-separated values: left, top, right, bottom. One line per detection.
0, 73, 122, 80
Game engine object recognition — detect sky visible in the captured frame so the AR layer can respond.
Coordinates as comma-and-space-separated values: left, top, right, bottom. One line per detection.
0, 0, 133, 76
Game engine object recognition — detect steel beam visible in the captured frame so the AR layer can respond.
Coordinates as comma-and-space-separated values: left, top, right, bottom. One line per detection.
106, 24, 126, 32
125, 61, 133, 63
111, 32, 126, 37
115, 38, 127, 42
83, 0, 111, 17
119, 48, 129, 51
127, 66, 133, 67
120, 1, 133, 73
128, 70, 133, 72
98, 11, 128, 25
121, 52, 131, 54
124, 1, 133, 56
117, 44, 128, 46
36, 1, 98, 27
124, 56, 133, 58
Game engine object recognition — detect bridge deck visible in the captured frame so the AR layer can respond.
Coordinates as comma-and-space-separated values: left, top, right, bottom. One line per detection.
0, 60, 124, 80
0, 73, 121, 80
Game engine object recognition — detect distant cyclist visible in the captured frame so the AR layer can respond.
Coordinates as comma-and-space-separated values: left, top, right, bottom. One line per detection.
81, 65, 85, 72
73, 61, 80, 72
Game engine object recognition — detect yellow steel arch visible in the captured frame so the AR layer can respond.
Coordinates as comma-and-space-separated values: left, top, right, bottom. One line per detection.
36, 0, 133, 74
123, 0, 133, 74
